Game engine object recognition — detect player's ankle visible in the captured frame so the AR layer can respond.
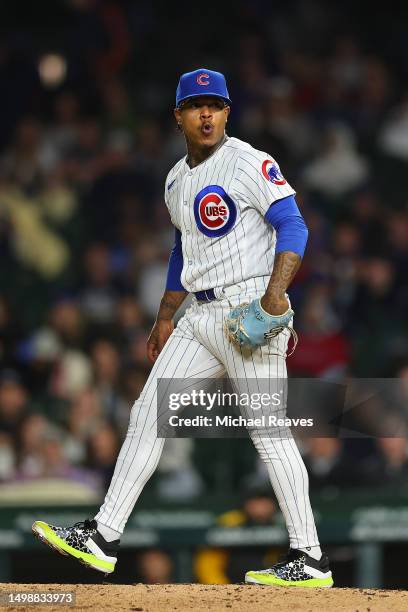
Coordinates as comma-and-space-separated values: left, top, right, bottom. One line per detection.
298, 545, 322, 561
96, 521, 121, 543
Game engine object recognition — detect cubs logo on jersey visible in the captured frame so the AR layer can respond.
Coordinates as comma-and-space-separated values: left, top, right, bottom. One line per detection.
194, 185, 237, 237
261, 159, 287, 185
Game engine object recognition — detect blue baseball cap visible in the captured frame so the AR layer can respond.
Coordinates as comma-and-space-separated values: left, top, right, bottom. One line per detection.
176, 68, 231, 108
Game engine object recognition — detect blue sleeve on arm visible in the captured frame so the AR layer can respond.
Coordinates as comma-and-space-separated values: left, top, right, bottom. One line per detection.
264, 195, 309, 258
166, 228, 185, 291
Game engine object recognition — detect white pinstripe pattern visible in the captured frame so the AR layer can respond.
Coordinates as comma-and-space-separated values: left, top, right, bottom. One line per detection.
95, 279, 319, 549
95, 136, 319, 549
95, 311, 225, 531
164, 137, 295, 293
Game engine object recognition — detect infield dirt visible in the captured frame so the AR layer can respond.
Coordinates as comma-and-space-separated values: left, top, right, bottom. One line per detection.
1, 583, 407, 611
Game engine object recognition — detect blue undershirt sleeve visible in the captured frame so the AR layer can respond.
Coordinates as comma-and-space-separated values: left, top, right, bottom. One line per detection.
264, 195, 309, 258
165, 228, 185, 291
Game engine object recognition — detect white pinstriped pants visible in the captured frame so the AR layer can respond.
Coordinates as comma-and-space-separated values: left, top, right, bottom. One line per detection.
95, 277, 319, 549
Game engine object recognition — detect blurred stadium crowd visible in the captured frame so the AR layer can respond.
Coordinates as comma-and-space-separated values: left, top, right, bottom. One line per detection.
0, 0, 407, 509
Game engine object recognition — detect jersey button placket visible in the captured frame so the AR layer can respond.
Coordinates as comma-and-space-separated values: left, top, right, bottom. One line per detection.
180, 171, 189, 211
180, 171, 192, 273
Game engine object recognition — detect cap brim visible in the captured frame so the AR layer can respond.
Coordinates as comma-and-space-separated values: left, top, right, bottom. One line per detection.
176, 92, 232, 108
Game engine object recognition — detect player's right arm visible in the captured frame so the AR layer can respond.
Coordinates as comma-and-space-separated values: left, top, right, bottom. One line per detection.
235, 147, 308, 314
147, 228, 188, 363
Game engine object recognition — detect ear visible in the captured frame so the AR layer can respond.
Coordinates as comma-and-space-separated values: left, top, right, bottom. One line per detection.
224, 105, 231, 122
174, 107, 182, 127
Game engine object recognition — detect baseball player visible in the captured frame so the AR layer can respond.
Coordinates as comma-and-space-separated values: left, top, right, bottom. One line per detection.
32, 69, 333, 588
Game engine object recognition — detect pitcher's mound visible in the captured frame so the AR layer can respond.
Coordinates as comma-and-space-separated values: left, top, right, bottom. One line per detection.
0, 583, 407, 611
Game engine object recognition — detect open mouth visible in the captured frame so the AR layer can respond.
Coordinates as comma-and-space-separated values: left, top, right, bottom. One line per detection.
201, 123, 214, 136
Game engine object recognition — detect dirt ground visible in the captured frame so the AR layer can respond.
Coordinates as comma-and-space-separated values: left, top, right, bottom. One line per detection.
1, 584, 407, 612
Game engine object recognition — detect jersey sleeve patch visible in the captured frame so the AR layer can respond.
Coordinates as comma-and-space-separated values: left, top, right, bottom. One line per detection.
261, 159, 287, 185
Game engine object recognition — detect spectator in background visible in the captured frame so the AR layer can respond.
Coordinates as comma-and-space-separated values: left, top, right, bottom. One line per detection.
90, 338, 122, 419
15, 414, 100, 490
40, 430, 91, 482
386, 211, 408, 281
110, 195, 147, 274
135, 236, 169, 321
301, 122, 369, 202
126, 330, 151, 370
64, 387, 104, 464
42, 91, 81, 169
17, 328, 62, 399
48, 298, 86, 349
0, 117, 47, 194
362, 436, 408, 490
348, 189, 384, 254
39, 173, 80, 238
113, 295, 144, 353
378, 93, 408, 163
289, 283, 350, 379
19, 326, 92, 403
136, 549, 174, 584
354, 58, 393, 149
0, 369, 29, 437
349, 256, 407, 375
329, 36, 364, 98
132, 120, 164, 183
352, 258, 398, 322
17, 413, 60, 478
86, 421, 120, 489
330, 221, 360, 321
250, 76, 318, 173
64, 117, 104, 188
0, 175, 70, 280
100, 79, 137, 140
302, 438, 361, 492
155, 438, 204, 502
194, 488, 283, 584
79, 242, 122, 329
0, 432, 15, 480
0, 295, 22, 369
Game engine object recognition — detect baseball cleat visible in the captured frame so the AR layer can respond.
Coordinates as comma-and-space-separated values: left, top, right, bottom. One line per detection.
32, 519, 119, 574
245, 548, 333, 587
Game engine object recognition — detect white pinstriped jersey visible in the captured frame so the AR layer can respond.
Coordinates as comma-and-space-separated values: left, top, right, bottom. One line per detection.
164, 136, 295, 293
97, 142, 320, 553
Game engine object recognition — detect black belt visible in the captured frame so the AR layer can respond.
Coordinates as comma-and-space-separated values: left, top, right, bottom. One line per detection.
194, 289, 216, 302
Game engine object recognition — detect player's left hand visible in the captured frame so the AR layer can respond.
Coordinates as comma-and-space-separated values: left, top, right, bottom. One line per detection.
224, 297, 294, 349
147, 319, 174, 363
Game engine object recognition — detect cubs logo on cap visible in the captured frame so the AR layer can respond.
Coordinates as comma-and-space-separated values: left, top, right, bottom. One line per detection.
196, 73, 210, 86
262, 159, 287, 185
194, 185, 237, 238
176, 68, 232, 108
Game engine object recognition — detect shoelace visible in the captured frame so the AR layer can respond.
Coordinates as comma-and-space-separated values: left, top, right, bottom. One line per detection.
72, 519, 97, 530
275, 548, 304, 567
257, 549, 304, 574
